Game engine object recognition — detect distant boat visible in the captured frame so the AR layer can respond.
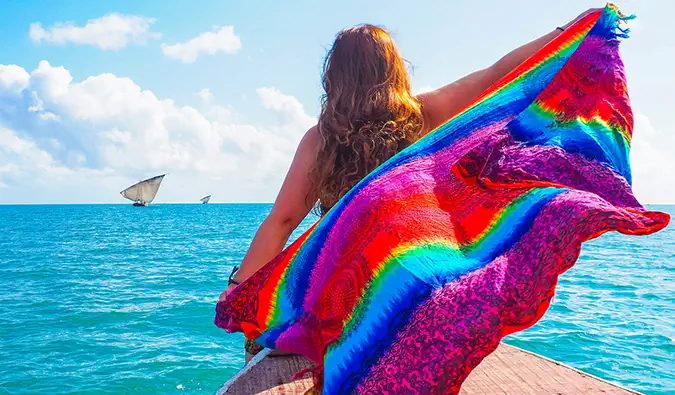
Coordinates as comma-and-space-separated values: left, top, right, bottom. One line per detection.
120, 174, 165, 207
200, 195, 211, 204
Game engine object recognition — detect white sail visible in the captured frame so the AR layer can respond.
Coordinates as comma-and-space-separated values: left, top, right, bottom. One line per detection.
200, 195, 211, 204
120, 174, 165, 205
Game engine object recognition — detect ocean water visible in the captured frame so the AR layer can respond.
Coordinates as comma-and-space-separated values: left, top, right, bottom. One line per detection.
0, 204, 673, 395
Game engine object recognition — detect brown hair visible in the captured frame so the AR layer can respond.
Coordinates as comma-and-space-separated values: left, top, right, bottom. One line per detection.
310, 24, 423, 214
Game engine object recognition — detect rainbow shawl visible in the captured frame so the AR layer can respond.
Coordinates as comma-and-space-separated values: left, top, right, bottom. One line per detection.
216, 5, 669, 394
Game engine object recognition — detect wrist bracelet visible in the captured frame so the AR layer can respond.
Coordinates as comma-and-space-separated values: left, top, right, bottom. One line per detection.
556, 27, 565, 32
228, 266, 240, 286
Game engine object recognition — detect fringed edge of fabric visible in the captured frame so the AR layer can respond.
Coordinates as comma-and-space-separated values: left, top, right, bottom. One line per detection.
603, 3, 636, 39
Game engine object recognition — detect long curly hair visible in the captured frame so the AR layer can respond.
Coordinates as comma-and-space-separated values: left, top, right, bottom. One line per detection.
310, 24, 423, 214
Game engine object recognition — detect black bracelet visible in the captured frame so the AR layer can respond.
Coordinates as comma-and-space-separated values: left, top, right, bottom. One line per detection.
228, 266, 240, 286
556, 26, 565, 32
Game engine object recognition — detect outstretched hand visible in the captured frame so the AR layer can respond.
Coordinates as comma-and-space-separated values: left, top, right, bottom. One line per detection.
218, 283, 238, 303
562, 8, 603, 30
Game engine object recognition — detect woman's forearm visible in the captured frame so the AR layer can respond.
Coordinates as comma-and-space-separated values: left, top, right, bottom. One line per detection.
417, 27, 566, 132
233, 215, 295, 282
490, 8, 599, 80
224, 127, 319, 291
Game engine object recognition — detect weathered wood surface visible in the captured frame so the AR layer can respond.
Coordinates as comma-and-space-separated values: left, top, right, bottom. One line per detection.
218, 343, 641, 395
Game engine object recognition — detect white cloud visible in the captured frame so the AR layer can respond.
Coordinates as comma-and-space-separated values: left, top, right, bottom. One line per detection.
0, 62, 669, 204
0, 127, 59, 170
0, 65, 30, 92
0, 62, 315, 204
161, 26, 242, 63
194, 88, 234, 123
256, 87, 316, 134
414, 85, 434, 95
630, 113, 675, 204
195, 88, 214, 104
29, 13, 160, 50
0, 127, 127, 201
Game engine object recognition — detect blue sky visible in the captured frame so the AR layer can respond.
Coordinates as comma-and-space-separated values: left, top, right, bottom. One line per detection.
0, 0, 673, 204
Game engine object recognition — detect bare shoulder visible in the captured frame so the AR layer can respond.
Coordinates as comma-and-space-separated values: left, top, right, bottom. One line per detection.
417, 90, 443, 133
417, 89, 453, 136
416, 68, 494, 134
303, 125, 320, 147
294, 125, 320, 164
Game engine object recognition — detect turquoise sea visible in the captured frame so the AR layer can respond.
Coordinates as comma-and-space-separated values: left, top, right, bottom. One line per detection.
0, 204, 673, 394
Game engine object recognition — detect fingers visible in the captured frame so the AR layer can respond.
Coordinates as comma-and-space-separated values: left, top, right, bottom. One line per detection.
218, 283, 238, 303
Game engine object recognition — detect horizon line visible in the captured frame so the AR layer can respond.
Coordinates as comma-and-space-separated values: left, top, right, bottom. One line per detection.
1, 202, 674, 206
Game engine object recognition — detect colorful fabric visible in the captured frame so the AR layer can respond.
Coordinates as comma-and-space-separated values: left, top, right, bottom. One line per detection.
216, 5, 669, 394
244, 338, 264, 356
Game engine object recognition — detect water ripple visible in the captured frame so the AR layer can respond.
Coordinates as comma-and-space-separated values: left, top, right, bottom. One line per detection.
0, 204, 673, 394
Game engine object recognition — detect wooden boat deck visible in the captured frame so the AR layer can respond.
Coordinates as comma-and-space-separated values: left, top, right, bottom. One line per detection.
217, 343, 641, 395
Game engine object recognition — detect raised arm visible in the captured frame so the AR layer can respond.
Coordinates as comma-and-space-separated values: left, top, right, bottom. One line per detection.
418, 8, 599, 133
219, 126, 319, 301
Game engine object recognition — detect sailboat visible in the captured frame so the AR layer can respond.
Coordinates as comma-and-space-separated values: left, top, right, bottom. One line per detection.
120, 174, 165, 206
200, 195, 211, 204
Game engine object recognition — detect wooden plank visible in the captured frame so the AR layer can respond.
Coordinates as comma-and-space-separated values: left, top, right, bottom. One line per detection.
218, 343, 642, 395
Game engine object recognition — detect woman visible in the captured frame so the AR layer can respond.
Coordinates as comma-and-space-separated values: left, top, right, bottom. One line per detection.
221, 9, 598, 299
